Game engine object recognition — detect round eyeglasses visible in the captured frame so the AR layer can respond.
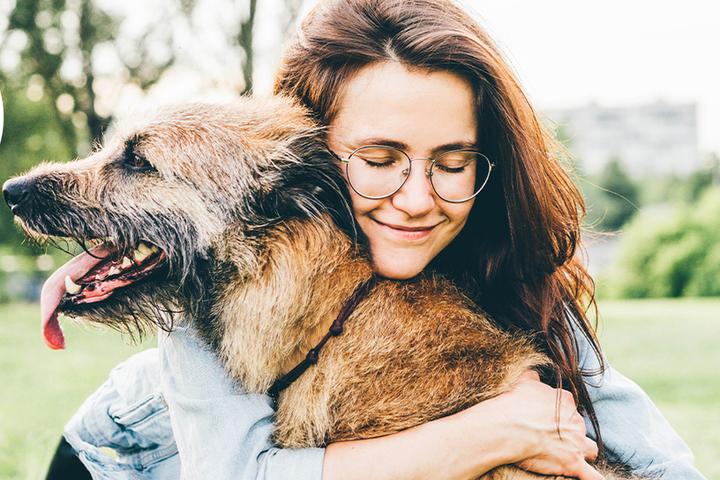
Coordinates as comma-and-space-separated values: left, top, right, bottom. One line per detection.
340, 145, 494, 203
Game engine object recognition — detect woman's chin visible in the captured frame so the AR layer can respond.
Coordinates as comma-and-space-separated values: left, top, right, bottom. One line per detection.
372, 257, 426, 280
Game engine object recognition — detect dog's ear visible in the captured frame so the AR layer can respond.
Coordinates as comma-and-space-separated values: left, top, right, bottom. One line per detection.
265, 143, 366, 246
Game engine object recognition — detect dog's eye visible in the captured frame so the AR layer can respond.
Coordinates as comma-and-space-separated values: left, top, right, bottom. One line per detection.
126, 150, 154, 172
132, 152, 149, 168
121, 135, 154, 172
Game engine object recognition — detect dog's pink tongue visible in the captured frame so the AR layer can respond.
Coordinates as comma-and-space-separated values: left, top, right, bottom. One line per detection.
40, 246, 110, 350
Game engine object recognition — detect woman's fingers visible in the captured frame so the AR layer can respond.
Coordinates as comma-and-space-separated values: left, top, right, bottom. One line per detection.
504, 372, 605, 478
566, 458, 605, 480
559, 400, 598, 462
584, 436, 599, 463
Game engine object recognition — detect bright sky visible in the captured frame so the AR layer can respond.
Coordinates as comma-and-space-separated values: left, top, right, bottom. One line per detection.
460, 0, 720, 155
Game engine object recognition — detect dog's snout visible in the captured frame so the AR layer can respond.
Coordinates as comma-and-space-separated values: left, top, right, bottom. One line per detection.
3, 177, 33, 213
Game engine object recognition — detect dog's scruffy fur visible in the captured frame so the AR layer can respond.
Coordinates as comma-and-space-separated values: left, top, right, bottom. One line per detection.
5, 97, 646, 479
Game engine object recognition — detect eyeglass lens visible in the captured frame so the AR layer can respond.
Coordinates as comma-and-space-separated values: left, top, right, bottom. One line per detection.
345, 146, 491, 202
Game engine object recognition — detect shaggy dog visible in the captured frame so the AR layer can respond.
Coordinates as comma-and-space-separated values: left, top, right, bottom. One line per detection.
3, 97, 643, 479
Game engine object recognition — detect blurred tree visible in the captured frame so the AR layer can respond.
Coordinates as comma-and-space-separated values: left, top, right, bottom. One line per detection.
711, 152, 720, 186
634, 153, 720, 207
612, 187, 720, 298
238, 0, 258, 93
280, 0, 305, 39
1, 0, 178, 153
684, 168, 714, 203
681, 152, 720, 202
0, 81, 74, 255
0, 0, 305, 146
592, 158, 640, 231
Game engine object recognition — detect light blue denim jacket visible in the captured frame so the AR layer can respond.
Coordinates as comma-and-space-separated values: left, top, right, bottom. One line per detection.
64, 324, 705, 479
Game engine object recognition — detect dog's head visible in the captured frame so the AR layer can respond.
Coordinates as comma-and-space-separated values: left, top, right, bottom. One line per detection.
3, 97, 357, 348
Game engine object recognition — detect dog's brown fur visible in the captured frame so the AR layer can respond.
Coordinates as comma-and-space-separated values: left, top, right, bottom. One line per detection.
5, 97, 645, 479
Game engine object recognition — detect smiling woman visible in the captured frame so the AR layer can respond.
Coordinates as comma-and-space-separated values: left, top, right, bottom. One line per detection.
326, 62, 478, 279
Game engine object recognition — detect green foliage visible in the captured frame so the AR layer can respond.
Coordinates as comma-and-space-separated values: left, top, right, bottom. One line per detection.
636, 167, 716, 207
0, 82, 74, 255
580, 158, 641, 231
611, 187, 720, 298
596, 158, 640, 231
5, 0, 117, 150
685, 168, 716, 203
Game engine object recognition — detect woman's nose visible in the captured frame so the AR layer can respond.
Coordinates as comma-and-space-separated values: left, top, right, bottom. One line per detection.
390, 161, 436, 217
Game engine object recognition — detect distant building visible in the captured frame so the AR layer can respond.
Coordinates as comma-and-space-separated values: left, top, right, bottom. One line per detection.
547, 102, 699, 177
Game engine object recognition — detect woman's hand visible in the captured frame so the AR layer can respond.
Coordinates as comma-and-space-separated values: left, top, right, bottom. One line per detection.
474, 371, 602, 480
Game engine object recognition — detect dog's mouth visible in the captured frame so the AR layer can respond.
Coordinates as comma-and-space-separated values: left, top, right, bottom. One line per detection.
40, 242, 166, 350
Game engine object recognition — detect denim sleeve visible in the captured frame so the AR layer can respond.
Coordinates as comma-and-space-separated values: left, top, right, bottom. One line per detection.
576, 330, 706, 479
63, 348, 181, 480
158, 326, 325, 480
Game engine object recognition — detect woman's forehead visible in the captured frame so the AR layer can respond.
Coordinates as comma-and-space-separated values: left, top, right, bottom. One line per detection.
328, 62, 477, 154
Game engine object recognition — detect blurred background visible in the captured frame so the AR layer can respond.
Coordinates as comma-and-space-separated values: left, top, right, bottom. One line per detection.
0, 0, 718, 478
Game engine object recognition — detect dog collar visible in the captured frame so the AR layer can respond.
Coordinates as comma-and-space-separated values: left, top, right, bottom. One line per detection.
268, 278, 374, 402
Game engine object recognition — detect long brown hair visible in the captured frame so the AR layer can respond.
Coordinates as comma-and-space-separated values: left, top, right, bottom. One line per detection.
274, 0, 605, 448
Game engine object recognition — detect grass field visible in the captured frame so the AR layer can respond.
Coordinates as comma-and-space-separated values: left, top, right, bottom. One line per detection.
595, 298, 720, 479
0, 303, 152, 479
1, 299, 718, 479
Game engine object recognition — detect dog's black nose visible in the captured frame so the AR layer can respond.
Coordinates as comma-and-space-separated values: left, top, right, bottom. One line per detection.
3, 177, 32, 212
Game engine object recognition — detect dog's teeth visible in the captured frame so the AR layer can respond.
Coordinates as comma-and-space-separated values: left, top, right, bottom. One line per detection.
138, 243, 153, 254
96, 273, 107, 281
65, 276, 82, 294
134, 243, 153, 262
121, 256, 133, 268
108, 266, 121, 276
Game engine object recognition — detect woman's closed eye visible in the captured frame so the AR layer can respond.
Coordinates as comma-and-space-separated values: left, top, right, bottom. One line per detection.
360, 156, 399, 169
434, 159, 473, 174
434, 162, 468, 174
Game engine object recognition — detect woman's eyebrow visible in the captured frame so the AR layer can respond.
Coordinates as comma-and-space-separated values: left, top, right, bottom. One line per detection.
348, 138, 478, 154
430, 141, 478, 154
350, 138, 408, 150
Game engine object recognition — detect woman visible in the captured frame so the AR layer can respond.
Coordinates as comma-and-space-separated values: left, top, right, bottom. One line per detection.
53, 0, 703, 479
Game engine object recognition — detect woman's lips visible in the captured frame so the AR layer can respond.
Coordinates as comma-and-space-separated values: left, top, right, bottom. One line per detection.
372, 218, 436, 241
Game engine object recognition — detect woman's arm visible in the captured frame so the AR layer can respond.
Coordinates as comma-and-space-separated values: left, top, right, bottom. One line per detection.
65, 324, 704, 479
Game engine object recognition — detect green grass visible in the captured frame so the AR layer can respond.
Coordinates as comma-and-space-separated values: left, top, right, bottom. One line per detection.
1, 299, 718, 479
0, 303, 151, 479
596, 298, 720, 479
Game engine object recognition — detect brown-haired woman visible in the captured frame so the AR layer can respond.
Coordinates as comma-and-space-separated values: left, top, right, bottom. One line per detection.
52, 0, 704, 479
